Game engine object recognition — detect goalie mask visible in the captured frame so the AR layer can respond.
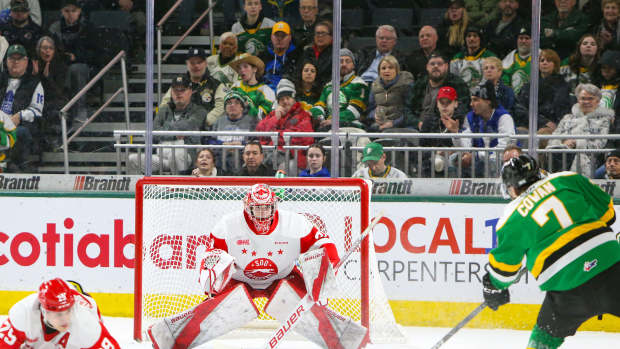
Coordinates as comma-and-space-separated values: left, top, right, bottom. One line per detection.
38, 278, 75, 312
244, 183, 278, 234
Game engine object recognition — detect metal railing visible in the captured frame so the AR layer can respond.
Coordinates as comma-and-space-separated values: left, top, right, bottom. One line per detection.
114, 130, 620, 178
60, 50, 130, 174
157, 0, 216, 103
114, 130, 280, 175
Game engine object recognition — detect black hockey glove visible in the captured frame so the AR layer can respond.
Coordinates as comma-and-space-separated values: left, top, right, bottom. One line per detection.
482, 273, 510, 311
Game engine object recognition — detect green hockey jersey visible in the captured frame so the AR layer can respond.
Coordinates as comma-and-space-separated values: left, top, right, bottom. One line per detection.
488, 172, 620, 292
310, 72, 368, 128
501, 50, 531, 96
232, 80, 275, 119
0, 114, 16, 163
450, 48, 497, 91
232, 18, 276, 57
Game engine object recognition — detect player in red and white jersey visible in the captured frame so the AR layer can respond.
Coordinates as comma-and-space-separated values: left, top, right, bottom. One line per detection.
209, 183, 339, 291
147, 184, 369, 349
0, 278, 120, 349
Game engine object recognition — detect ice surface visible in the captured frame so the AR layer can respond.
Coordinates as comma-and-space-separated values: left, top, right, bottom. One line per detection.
97, 317, 620, 349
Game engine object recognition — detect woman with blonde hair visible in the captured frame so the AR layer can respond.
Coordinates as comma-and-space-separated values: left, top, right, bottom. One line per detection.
438, 0, 469, 58
366, 55, 414, 132
482, 56, 515, 113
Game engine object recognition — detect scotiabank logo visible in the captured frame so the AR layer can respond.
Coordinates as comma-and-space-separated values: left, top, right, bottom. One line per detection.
450, 179, 502, 196
0, 175, 40, 190
73, 176, 131, 191
0, 218, 134, 268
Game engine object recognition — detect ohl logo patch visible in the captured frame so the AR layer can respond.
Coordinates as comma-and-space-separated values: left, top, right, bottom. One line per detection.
244, 258, 278, 280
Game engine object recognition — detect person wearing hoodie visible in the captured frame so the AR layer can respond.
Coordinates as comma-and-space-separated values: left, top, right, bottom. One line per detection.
258, 21, 301, 91
232, 0, 276, 57
547, 83, 613, 176
449, 25, 497, 91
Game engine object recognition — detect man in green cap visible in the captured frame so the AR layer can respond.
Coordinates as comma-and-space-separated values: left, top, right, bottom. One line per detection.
352, 142, 407, 179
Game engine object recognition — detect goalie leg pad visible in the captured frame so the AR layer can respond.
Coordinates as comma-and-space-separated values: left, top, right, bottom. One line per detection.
264, 280, 368, 349
147, 284, 259, 349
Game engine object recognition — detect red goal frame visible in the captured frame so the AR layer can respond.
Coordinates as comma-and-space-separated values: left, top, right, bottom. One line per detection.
133, 177, 371, 341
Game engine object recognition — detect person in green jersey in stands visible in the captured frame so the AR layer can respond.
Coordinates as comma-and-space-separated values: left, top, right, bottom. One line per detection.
482, 154, 620, 349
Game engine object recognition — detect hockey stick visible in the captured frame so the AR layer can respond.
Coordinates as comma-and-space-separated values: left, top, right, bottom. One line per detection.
263, 212, 385, 349
429, 267, 528, 349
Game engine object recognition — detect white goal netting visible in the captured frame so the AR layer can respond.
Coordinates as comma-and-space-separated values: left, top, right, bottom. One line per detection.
135, 178, 405, 344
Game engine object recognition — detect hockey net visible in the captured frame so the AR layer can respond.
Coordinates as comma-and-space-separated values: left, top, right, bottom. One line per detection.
134, 177, 405, 343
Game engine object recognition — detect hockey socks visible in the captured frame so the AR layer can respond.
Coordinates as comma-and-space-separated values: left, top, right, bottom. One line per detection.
527, 325, 565, 349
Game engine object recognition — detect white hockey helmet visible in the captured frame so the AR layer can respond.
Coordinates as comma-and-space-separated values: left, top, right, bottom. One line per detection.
244, 183, 278, 234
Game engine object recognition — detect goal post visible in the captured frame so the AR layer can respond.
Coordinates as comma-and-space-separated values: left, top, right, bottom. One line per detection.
134, 177, 404, 343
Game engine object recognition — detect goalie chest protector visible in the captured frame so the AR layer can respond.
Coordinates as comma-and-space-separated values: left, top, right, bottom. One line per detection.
210, 210, 332, 290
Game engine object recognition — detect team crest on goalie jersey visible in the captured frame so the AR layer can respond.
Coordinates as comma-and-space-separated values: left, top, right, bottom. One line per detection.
244, 258, 278, 280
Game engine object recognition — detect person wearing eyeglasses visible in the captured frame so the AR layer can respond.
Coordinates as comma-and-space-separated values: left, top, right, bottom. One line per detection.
546, 83, 613, 176
355, 25, 408, 85
301, 20, 333, 86
293, 0, 319, 49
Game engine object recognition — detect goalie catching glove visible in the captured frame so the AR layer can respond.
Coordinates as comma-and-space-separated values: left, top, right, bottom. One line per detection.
198, 249, 236, 296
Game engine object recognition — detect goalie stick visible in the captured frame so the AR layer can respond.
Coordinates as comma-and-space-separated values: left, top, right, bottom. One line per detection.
263, 212, 385, 349
429, 267, 529, 349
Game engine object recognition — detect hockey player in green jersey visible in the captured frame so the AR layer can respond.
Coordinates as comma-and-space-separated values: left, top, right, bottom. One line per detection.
482, 154, 620, 349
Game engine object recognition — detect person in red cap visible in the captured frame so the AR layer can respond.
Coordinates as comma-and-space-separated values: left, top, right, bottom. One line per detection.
419, 86, 464, 176
0, 278, 120, 348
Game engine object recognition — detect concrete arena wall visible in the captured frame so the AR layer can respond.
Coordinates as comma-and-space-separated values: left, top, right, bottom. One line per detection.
0, 192, 618, 332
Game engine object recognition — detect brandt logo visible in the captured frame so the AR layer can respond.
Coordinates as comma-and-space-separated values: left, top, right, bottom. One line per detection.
237, 239, 250, 245
450, 179, 502, 196
73, 176, 131, 191
0, 175, 40, 190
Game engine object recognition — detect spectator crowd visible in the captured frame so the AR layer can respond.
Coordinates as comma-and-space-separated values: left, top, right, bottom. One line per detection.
1, 0, 620, 180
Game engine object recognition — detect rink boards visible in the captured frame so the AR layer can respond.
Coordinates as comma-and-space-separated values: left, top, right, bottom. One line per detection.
0, 192, 619, 331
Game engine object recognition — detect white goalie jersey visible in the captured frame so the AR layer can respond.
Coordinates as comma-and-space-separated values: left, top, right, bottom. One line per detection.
209, 209, 339, 290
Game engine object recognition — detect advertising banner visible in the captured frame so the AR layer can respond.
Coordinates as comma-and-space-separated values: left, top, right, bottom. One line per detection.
2, 196, 619, 304
0, 174, 616, 198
